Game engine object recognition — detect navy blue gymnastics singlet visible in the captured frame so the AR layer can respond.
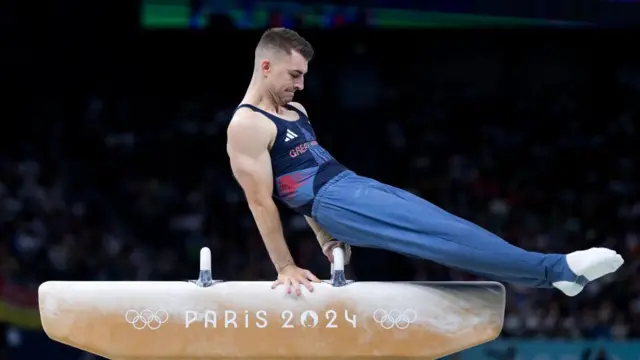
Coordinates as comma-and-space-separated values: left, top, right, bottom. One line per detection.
234, 103, 348, 216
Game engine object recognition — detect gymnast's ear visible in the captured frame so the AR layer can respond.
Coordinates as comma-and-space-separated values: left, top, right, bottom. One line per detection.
259, 58, 272, 75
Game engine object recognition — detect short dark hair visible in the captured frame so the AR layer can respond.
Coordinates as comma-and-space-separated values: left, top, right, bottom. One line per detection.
256, 27, 314, 61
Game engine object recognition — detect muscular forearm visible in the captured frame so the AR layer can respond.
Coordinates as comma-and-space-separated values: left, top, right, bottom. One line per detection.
305, 216, 351, 265
248, 200, 295, 272
304, 216, 334, 246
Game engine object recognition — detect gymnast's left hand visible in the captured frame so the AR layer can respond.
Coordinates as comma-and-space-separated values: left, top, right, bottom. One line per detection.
272, 265, 321, 296
322, 240, 351, 265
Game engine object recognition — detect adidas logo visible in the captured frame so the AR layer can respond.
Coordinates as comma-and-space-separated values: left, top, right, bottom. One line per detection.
284, 129, 298, 142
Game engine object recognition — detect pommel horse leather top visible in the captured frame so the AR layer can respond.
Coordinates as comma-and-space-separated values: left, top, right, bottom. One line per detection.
38, 247, 506, 359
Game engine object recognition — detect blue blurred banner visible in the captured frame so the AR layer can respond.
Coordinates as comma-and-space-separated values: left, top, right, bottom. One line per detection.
457, 339, 640, 360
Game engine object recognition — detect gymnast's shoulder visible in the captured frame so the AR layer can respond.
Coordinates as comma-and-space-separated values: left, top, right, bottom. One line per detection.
227, 107, 276, 142
287, 101, 308, 117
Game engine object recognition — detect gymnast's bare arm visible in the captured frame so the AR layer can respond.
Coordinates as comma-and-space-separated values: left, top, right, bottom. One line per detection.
304, 215, 333, 246
227, 108, 320, 295
304, 215, 351, 264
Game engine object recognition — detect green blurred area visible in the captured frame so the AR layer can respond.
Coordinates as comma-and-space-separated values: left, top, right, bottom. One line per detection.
142, 0, 192, 29
141, 0, 589, 29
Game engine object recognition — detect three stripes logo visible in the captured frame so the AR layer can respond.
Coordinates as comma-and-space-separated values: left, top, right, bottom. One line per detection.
284, 129, 298, 142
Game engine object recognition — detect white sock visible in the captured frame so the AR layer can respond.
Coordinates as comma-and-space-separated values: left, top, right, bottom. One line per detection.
552, 247, 624, 297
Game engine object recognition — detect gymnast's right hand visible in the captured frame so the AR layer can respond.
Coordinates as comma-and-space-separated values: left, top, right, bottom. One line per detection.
272, 264, 321, 296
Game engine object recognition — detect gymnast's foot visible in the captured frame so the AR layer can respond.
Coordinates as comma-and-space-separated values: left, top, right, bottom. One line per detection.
553, 247, 624, 297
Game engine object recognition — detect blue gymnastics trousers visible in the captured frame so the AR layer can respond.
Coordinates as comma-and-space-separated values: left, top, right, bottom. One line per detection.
311, 171, 579, 287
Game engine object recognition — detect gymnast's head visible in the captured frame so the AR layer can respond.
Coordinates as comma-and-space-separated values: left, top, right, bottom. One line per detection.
254, 27, 314, 105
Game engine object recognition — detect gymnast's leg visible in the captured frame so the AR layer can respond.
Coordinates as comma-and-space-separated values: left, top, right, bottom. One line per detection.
312, 172, 624, 296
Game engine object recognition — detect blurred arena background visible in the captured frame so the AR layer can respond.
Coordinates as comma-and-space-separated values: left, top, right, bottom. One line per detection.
1, 0, 640, 359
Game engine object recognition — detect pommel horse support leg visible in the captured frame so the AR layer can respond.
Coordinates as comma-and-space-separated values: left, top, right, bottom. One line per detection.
38, 247, 506, 359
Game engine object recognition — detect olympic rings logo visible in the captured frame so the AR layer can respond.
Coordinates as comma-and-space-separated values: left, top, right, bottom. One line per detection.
125, 309, 169, 330
372, 309, 417, 330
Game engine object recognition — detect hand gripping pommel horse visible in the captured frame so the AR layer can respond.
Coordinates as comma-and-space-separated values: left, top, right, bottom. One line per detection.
38, 247, 506, 359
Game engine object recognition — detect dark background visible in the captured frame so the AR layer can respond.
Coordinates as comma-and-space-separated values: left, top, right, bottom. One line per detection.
1, 0, 639, 359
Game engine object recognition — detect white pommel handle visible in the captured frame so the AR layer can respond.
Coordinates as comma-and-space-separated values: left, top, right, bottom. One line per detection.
200, 247, 212, 271
332, 246, 345, 272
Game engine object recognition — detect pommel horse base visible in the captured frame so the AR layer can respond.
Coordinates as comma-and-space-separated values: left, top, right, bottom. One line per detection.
38, 247, 506, 359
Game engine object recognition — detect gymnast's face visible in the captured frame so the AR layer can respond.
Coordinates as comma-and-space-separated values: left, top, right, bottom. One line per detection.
260, 49, 307, 105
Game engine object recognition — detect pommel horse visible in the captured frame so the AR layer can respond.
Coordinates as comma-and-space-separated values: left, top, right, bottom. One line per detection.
38, 247, 506, 359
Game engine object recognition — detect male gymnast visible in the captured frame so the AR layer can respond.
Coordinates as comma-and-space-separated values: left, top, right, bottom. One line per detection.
226, 27, 624, 297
